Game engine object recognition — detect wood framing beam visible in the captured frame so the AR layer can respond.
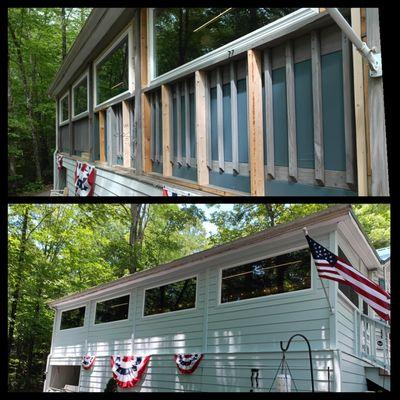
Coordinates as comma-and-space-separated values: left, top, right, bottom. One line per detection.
351, 8, 368, 196
342, 32, 355, 186
247, 49, 265, 196
122, 100, 131, 168
140, 8, 151, 173
286, 40, 298, 181
99, 110, 106, 162
366, 8, 389, 196
161, 84, 172, 177
263, 48, 275, 178
311, 30, 324, 185
195, 70, 209, 186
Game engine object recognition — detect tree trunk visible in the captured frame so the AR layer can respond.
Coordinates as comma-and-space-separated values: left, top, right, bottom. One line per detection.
128, 204, 149, 273
8, 206, 30, 355
61, 8, 67, 60
8, 22, 42, 182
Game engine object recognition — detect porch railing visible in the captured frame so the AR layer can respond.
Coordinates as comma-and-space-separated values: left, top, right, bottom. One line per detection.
358, 313, 390, 370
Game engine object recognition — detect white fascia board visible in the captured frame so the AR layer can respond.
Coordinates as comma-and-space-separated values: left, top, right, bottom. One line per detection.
49, 211, 347, 309
147, 8, 321, 89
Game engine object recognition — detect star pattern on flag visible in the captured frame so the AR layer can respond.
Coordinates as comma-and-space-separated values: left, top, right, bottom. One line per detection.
307, 236, 337, 264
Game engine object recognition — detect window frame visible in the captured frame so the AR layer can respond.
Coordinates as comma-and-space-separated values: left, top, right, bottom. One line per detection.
148, 8, 320, 86
142, 274, 198, 318
217, 246, 313, 307
72, 69, 89, 120
93, 23, 134, 110
93, 292, 131, 326
58, 304, 86, 332
59, 92, 70, 126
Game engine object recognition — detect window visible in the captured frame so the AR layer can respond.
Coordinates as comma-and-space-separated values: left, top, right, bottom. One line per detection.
221, 249, 311, 303
95, 33, 130, 106
59, 93, 69, 124
73, 73, 88, 117
378, 278, 385, 290
152, 8, 298, 78
95, 295, 130, 324
338, 247, 359, 307
60, 306, 85, 330
144, 277, 197, 316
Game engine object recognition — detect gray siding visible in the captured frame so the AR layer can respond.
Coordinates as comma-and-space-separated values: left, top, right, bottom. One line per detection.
340, 352, 369, 392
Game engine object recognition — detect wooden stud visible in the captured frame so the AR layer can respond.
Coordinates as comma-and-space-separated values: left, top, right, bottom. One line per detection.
176, 83, 182, 166
351, 8, 368, 196
195, 70, 210, 186
286, 40, 298, 181
342, 32, 355, 186
247, 49, 265, 196
216, 67, 224, 172
366, 8, 389, 196
99, 110, 106, 163
311, 30, 325, 185
185, 80, 191, 166
230, 62, 239, 174
122, 100, 131, 168
161, 84, 172, 177
140, 8, 148, 87
263, 48, 275, 178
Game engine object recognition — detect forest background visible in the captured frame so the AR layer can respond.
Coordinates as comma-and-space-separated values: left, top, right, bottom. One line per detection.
8, 203, 390, 391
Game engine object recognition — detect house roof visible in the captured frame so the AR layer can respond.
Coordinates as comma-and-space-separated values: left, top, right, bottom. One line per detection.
48, 204, 364, 308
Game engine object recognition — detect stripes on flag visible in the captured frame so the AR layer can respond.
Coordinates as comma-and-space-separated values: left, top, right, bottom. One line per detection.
306, 235, 390, 321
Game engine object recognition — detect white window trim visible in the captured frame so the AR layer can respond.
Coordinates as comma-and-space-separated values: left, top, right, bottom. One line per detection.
217, 246, 313, 307
58, 304, 87, 332
148, 7, 320, 88
93, 23, 134, 110
72, 69, 89, 120
59, 92, 70, 126
141, 274, 198, 318
93, 292, 131, 326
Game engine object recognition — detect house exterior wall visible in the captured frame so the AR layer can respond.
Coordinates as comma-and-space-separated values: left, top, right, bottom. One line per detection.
47, 231, 341, 392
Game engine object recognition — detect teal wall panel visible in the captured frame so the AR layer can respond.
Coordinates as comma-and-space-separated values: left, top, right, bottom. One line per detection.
190, 93, 196, 158
237, 79, 248, 163
321, 51, 346, 171
294, 60, 314, 169
223, 83, 232, 162
93, 114, 100, 160
172, 166, 197, 181
181, 95, 186, 158
173, 98, 177, 158
209, 171, 250, 193
272, 67, 288, 167
210, 87, 218, 161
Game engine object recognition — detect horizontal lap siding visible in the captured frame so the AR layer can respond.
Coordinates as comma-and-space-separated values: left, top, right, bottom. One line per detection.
337, 295, 356, 355
340, 352, 368, 392
61, 156, 162, 196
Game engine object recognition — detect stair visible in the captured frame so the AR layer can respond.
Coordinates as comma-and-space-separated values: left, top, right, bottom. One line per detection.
365, 366, 390, 391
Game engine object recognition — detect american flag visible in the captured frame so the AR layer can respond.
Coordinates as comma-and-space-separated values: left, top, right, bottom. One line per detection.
305, 235, 390, 321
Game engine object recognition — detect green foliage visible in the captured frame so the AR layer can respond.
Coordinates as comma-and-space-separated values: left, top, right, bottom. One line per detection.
8, 8, 91, 194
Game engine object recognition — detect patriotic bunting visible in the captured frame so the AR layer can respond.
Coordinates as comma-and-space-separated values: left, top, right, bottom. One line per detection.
110, 355, 151, 389
175, 354, 204, 374
305, 234, 391, 321
162, 186, 193, 197
74, 161, 96, 197
81, 354, 96, 370
56, 154, 64, 171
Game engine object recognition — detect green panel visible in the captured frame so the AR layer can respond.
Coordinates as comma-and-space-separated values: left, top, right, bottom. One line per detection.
237, 79, 248, 163
210, 87, 218, 160
265, 179, 356, 196
173, 98, 177, 158
321, 51, 346, 171
181, 94, 186, 158
272, 67, 288, 167
190, 93, 196, 158
152, 162, 163, 174
223, 83, 232, 162
209, 171, 250, 193
172, 166, 197, 181
294, 60, 314, 169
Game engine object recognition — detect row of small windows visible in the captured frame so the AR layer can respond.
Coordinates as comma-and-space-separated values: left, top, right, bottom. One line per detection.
60, 248, 313, 330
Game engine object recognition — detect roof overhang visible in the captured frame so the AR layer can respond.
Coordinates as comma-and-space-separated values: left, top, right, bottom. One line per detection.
48, 205, 356, 309
48, 8, 135, 98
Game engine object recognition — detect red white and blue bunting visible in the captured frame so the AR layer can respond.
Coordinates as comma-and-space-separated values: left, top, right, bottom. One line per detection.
162, 186, 193, 197
57, 154, 64, 171
175, 354, 204, 374
110, 355, 151, 389
74, 161, 96, 197
81, 354, 96, 370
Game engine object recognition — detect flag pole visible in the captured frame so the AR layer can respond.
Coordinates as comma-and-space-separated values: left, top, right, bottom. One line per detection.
303, 227, 335, 314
